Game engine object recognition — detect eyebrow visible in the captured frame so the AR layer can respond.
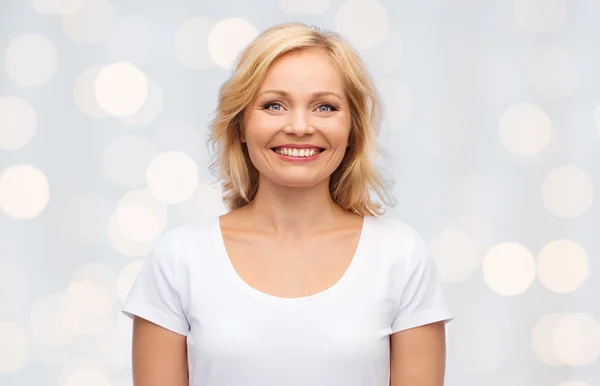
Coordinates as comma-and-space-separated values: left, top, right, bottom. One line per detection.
259, 90, 344, 102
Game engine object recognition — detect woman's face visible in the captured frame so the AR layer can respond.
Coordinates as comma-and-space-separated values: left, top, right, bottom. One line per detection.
242, 48, 352, 189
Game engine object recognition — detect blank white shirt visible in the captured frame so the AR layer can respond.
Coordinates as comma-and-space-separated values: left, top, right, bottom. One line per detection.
122, 215, 454, 386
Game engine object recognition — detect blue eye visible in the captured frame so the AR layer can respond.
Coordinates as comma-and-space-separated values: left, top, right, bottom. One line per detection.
318, 104, 336, 113
263, 102, 283, 111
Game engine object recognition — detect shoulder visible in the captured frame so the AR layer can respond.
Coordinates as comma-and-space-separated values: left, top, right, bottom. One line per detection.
152, 217, 219, 262
368, 216, 422, 248
366, 216, 429, 262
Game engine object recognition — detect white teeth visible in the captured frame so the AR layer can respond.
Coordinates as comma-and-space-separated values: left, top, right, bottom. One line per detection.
274, 147, 321, 157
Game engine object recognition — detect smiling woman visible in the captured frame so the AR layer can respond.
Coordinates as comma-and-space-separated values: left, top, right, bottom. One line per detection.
121, 22, 454, 386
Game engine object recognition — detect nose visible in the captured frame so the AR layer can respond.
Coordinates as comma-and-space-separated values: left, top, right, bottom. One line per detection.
284, 110, 314, 136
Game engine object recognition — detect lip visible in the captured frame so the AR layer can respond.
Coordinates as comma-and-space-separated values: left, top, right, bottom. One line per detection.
271, 143, 324, 150
272, 148, 323, 163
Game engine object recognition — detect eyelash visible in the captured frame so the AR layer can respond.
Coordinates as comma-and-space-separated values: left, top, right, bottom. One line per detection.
262, 102, 338, 112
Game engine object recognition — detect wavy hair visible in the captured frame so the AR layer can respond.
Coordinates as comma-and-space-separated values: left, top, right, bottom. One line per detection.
207, 22, 395, 216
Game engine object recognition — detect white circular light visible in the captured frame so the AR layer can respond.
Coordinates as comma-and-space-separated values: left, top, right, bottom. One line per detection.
542, 165, 594, 218
498, 102, 552, 157
335, 0, 389, 50
32, 0, 82, 15
74, 66, 111, 119
95, 62, 148, 117
208, 18, 258, 69
532, 313, 567, 366
113, 203, 163, 243
119, 77, 163, 126
30, 293, 75, 347
68, 263, 119, 303
514, 0, 566, 33
146, 151, 200, 204
0, 164, 50, 220
553, 313, 600, 366
280, 0, 331, 13
430, 229, 478, 282
5, 34, 58, 87
0, 322, 30, 373
0, 96, 37, 150
117, 260, 145, 302
108, 189, 167, 257
62, 281, 113, 335
58, 359, 110, 386
64, 369, 112, 386
61, 0, 115, 43
537, 239, 588, 293
483, 242, 536, 296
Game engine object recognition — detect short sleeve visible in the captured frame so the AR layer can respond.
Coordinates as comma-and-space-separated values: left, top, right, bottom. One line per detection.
121, 230, 190, 336
391, 227, 454, 334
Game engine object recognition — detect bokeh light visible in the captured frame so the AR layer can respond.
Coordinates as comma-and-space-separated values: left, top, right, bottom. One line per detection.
0, 164, 50, 220
553, 313, 600, 366
108, 189, 167, 257
61, 0, 115, 43
30, 293, 76, 348
498, 102, 552, 157
74, 66, 111, 119
118, 77, 163, 126
94, 62, 149, 117
62, 281, 113, 335
280, 0, 331, 14
514, 0, 566, 33
335, 0, 389, 50
5, 34, 58, 87
0, 96, 37, 150
541, 165, 594, 218
31, 0, 82, 15
146, 151, 200, 205
483, 242, 536, 296
117, 260, 145, 302
537, 239, 589, 293
430, 229, 479, 282
208, 18, 258, 69
0, 322, 30, 373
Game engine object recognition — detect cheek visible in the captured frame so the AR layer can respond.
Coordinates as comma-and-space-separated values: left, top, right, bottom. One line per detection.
320, 117, 352, 146
244, 114, 284, 144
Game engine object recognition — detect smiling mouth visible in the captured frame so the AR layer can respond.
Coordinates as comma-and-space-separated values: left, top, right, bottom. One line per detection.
271, 147, 325, 158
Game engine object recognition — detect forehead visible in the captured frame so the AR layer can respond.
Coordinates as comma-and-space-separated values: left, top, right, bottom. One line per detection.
259, 49, 345, 93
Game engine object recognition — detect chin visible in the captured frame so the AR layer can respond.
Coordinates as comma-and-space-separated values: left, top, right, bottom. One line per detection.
270, 174, 327, 189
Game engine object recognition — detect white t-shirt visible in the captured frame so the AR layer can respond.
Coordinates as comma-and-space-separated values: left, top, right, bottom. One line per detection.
121, 215, 454, 386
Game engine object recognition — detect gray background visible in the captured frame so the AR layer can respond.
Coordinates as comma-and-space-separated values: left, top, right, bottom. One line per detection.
1, 0, 599, 385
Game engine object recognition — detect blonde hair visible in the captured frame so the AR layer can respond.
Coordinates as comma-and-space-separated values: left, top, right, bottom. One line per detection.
207, 22, 395, 216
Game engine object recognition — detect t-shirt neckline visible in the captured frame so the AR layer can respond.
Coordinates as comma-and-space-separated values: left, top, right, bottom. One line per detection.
213, 215, 372, 305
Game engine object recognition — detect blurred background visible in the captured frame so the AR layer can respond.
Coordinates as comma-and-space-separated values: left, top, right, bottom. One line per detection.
1, 0, 599, 385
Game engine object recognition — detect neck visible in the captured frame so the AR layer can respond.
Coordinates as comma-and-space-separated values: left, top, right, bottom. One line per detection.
242, 176, 347, 237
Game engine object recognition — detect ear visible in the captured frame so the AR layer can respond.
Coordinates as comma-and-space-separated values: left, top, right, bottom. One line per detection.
239, 121, 246, 143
